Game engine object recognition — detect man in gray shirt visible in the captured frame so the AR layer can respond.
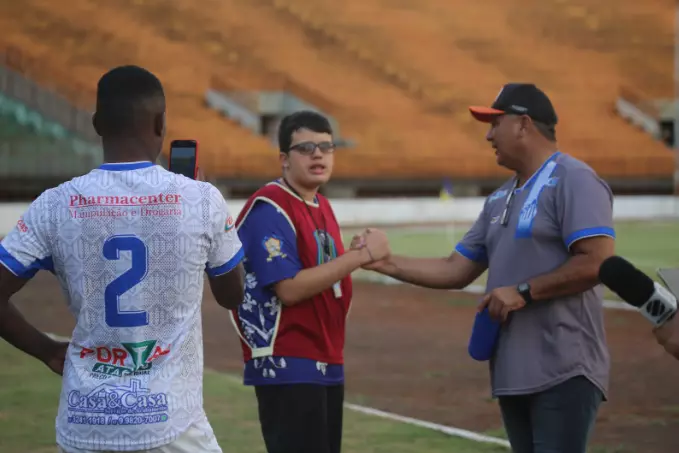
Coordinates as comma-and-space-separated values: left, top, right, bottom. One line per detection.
353, 83, 616, 453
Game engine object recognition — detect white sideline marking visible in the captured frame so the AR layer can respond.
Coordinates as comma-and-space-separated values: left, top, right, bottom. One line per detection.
45, 332, 71, 342
42, 332, 510, 448
345, 403, 510, 448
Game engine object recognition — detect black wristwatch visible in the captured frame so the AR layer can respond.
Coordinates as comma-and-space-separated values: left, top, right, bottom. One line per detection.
517, 283, 533, 305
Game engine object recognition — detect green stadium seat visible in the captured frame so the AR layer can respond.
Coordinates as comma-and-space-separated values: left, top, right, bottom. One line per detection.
0, 98, 102, 179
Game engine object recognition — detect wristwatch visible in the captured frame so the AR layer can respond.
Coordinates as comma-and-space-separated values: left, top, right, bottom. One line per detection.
517, 283, 533, 305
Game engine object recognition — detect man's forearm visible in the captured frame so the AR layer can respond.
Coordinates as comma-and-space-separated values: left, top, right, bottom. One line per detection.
275, 249, 364, 305
0, 301, 57, 364
378, 255, 482, 290
528, 255, 601, 301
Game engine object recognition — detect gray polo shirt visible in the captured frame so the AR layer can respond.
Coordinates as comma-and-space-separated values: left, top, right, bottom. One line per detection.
456, 151, 614, 399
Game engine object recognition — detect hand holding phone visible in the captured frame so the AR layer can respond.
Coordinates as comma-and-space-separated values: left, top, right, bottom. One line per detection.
169, 139, 199, 179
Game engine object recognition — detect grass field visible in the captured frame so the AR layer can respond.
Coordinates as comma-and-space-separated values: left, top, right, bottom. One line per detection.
0, 342, 508, 453
343, 220, 679, 298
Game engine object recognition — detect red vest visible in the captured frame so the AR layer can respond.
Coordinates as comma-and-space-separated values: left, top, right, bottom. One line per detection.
231, 181, 353, 364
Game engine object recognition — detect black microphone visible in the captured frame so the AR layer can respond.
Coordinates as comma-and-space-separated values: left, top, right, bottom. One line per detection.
599, 256, 677, 327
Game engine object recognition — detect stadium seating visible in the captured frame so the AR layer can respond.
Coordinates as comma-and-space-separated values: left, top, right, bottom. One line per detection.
0, 0, 673, 182
253, 0, 675, 179
0, 0, 280, 181
0, 111, 99, 179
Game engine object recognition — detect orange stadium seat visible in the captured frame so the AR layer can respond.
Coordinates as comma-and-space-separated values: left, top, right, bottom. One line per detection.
0, 0, 673, 182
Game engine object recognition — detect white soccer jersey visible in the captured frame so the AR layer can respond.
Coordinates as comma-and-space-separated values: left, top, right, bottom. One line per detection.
0, 161, 243, 451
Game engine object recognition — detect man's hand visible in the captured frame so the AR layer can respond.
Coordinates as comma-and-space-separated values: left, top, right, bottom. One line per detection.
350, 233, 365, 251
351, 229, 391, 270
478, 286, 526, 322
44, 340, 69, 376
653, 315, 679, 360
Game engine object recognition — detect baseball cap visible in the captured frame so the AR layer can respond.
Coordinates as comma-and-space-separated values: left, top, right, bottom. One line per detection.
469, 83, 558, 125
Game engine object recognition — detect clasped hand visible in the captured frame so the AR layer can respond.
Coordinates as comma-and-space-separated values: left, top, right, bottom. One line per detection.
478, 286, 527, 323
349, 228, 391, 268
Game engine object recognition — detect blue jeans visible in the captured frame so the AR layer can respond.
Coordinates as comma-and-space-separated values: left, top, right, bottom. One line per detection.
498, 375, 604, 453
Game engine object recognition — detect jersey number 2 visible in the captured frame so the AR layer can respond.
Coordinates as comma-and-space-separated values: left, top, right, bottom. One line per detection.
103, 235, 149, 328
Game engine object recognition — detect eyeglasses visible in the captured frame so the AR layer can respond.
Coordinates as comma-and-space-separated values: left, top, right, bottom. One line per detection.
289, 141, 336, 155
500, 178, 520, 227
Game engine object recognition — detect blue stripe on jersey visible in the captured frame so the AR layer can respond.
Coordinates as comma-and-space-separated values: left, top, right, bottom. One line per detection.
455, 243, 487, 263
0, 244, 53, 278
98, 161, 156, 171
564, 226, 616, 249
206, 247, 245, 277
244, 356, 344, 386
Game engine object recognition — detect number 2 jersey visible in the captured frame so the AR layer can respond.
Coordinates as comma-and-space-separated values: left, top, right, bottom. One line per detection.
0, 161, 244, 451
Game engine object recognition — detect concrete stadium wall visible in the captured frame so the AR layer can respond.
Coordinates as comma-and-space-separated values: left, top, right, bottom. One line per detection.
1, 195, 678, 236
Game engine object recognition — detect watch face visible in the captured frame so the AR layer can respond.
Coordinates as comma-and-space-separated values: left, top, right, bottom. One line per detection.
518, 283, 529, 293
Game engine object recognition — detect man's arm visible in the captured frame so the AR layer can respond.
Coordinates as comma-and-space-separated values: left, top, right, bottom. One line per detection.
0, 266, 62, 367
208, 262, 245, 310
0, 191, 68, 374
237, 201, 376, 307
528, 169, 616, 301
205, 187, 245, 310
368, 253, 487, 290
364, 206, 490, 290
528, 236, 615, 300
274, 248, 370, 305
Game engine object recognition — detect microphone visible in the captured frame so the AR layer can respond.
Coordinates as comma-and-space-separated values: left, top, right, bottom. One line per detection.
599, 256, 677, 327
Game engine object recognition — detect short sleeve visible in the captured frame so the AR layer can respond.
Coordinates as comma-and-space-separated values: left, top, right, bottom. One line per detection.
454, 202, 489, 263
0, 191, 54, 278
205, 186, 245, 277
557, 169, 615, 249
238, 201, 302, 288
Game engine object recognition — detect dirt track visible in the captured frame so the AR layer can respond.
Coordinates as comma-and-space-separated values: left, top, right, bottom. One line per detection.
14, 273, 679, 453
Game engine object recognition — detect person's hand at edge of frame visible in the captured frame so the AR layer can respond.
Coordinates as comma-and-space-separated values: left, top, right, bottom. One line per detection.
653, 315, 679, 360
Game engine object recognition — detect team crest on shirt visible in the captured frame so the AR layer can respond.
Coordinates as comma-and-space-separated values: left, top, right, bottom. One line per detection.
546, 176, 560, 187
262, 235, 287, 262
488, 189, 508, 204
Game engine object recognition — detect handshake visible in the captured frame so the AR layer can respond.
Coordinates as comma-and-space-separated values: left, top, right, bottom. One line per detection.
349, 228, 392, 270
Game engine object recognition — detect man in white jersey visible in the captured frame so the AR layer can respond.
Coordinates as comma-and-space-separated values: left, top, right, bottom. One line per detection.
0, 65, 245, 453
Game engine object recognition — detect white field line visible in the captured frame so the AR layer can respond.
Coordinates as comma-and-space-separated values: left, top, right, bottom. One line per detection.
345, 403, 510, 448
42, 332, 510, 448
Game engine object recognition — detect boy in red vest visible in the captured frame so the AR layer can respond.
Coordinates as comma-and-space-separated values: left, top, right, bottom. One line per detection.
230, 111, 389, 453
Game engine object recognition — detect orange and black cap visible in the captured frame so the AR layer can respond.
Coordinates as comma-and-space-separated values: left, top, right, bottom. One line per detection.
469, 83, 558, 125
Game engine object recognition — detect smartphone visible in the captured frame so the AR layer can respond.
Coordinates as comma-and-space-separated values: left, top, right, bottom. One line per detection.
169, 139, 199, 179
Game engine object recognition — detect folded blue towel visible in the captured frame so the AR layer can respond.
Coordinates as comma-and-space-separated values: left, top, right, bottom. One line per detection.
468, 307, 501, 361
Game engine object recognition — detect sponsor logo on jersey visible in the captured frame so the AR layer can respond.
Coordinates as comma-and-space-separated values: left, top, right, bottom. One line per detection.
69, 194, 181, 207
67, 378, 170, 426
80, 340, 170, 378
16, 218, 28, 233
225, 215, 235, 232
